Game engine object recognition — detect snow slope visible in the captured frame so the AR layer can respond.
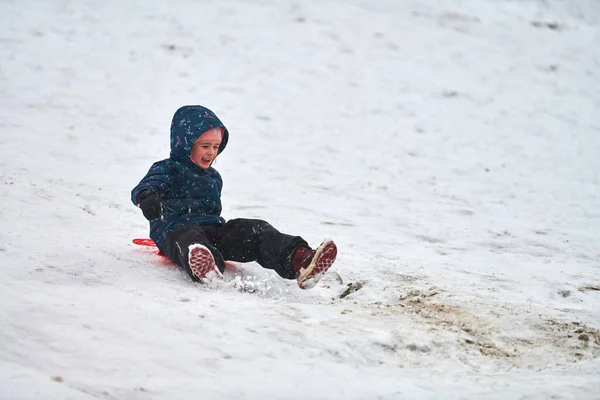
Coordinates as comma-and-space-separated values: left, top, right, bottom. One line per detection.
1, 0, 599, 398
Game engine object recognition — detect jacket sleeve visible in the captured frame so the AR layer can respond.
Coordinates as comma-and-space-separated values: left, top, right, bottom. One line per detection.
215, 170, 223, 195
131, 160, 173, 205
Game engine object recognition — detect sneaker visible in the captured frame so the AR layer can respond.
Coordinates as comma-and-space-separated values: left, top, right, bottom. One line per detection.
187, 244, 223, 283
292, 240, 337, 289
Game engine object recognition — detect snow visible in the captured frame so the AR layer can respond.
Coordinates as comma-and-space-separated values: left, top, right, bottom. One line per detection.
1, 0, 599, 398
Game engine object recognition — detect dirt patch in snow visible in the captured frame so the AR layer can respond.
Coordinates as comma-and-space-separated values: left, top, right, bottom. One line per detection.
366, 287, 600, 368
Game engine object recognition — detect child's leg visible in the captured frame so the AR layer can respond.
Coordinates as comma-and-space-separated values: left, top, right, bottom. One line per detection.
161, 225, 226, 281
212, 218, 308, 279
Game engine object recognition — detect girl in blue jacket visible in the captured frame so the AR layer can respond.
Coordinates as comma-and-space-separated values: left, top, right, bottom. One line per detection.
131, 105, 337, 289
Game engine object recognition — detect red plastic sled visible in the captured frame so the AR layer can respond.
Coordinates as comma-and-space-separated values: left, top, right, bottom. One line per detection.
132, 238, 167, 257
132, 238, 157, 247
132, 238, 240, 272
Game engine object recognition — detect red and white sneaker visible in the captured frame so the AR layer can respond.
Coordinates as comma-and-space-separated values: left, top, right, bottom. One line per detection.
187, 244, 223, 283
292, 239, 337, 290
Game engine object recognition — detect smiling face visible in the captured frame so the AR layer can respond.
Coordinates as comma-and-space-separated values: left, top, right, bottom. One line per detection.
190, 127, 223, 169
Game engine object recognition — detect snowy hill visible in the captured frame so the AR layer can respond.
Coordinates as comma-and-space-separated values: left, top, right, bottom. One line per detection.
1, 0, 599, 399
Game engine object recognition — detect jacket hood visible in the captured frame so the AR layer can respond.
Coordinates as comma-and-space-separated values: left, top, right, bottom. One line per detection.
169, 105, 229, 164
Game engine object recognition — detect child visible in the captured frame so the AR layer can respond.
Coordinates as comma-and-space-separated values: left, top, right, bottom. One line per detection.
131, 105, 337, 289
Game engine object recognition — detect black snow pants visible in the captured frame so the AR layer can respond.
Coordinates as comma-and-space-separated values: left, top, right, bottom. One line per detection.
161, 218, 308, 280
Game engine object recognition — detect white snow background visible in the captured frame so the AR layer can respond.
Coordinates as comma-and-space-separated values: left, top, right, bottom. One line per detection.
1, 0, 599, 399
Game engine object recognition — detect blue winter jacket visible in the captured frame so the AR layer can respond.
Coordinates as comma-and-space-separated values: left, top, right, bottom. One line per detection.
131, 105, 230, 250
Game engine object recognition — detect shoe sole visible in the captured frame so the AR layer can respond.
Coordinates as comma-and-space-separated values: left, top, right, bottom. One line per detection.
188, 244, 223, 283
297, 239, 337, 290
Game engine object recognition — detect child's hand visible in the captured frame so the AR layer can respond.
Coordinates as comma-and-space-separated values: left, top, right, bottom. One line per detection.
137, 190, 163, 221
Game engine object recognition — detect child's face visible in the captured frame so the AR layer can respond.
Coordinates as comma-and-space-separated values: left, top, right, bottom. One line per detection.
190, 128, 223, 169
